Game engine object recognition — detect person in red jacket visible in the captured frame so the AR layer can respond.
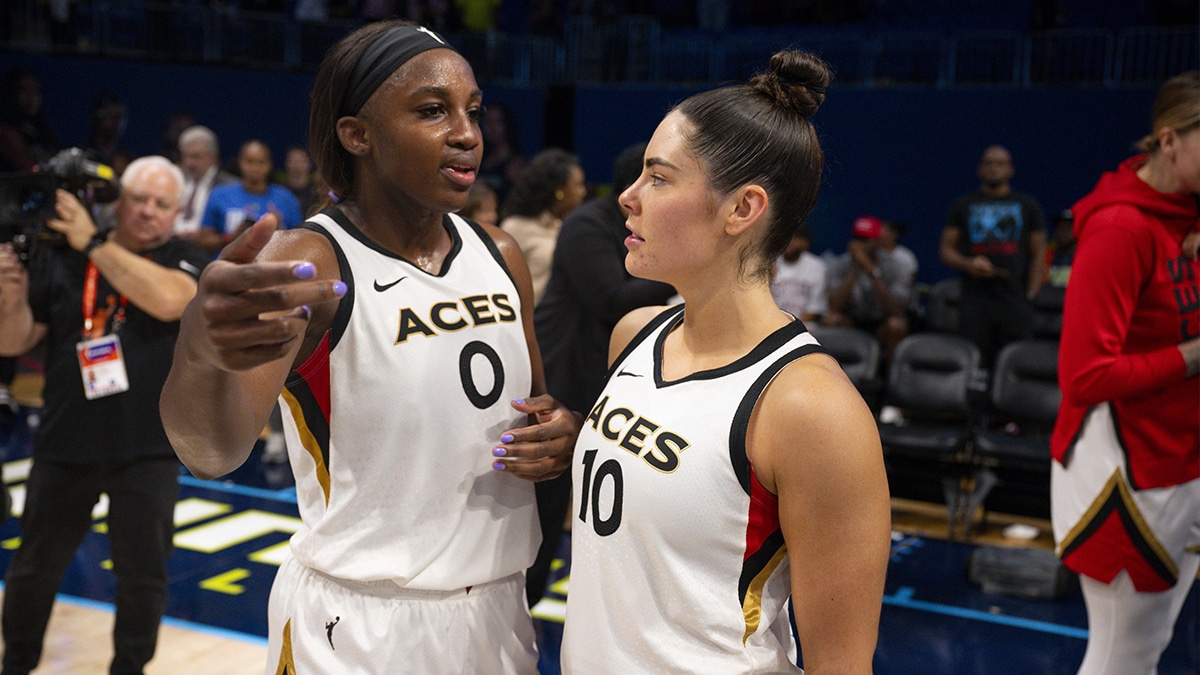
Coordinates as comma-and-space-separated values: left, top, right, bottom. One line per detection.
1051, 70, 1200, 675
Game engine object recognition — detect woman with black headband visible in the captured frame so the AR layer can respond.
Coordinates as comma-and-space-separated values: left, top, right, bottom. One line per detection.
160, 20, 578, 672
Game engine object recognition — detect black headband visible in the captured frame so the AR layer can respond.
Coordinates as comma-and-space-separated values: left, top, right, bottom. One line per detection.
340, 25, 455, 117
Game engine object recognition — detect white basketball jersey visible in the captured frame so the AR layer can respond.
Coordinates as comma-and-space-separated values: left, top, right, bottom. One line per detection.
562, 305, 822, 674
278, 209, 538, 590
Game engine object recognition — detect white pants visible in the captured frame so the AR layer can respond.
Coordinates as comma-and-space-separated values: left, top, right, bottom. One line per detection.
1077, 563, 1199, 675
266, 555, 538, 674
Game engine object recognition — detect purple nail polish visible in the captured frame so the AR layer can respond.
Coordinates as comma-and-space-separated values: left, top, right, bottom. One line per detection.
332, 281, 348, 296
492, 462, 505, 471
294, 262, 315, 279
492, 447, 506, 457
301, 305, 312, 320
513, 398, 525, 405
501, 433, 514, 444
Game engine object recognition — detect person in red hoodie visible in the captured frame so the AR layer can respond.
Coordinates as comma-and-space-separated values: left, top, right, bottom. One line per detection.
1051, 70, 1200, 675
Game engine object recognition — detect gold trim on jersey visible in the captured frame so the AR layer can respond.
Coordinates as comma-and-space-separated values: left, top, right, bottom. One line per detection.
281, 387, 332, 507
274, 618, 296, 674
741, 545, 787, 644
1056, 469, 1178, 581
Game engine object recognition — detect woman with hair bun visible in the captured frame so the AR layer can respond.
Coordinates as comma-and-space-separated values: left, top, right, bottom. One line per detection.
561, 50, 890, 673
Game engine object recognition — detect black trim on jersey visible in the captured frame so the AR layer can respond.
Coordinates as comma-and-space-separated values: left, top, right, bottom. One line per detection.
728, 344, 826, 495
1108, 402, 1142, 492
460, 215, 519, 291
1058, 478, 1177, 587
738, 527, 786, 605
284, 372, 332, 473
298, 215, 354, 350
313, 206, 465, 278
654, 313, 812, 388
603, 304, 685, 382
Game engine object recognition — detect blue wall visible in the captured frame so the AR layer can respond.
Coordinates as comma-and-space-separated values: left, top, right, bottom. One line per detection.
574, 84, 1157, 282
0, 50, 1156, 283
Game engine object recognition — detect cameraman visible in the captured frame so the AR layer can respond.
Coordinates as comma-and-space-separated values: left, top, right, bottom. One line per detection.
0, 156, 208, 675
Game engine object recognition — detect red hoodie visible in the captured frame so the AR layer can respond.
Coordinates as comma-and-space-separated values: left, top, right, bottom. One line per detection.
1051, 155, 1199, 489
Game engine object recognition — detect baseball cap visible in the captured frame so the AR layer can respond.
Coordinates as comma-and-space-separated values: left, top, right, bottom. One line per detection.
851, 215, 884, 240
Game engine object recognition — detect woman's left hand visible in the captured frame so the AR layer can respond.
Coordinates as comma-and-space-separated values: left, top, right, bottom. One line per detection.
491, 395, 583, 481
1184, 229, 1200, 260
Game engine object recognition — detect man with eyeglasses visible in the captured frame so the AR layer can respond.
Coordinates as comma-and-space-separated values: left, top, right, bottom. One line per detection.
0, 155, 208, 675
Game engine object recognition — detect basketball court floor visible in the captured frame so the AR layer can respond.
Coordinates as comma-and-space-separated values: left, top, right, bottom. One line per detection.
0, 398, 1196, 674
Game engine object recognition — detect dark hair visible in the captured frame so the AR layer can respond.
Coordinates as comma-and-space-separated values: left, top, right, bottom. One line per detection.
674, 49, 831, 281
309, 19, 416, 205
501, 147, 580, 218
612, 142, 647, 196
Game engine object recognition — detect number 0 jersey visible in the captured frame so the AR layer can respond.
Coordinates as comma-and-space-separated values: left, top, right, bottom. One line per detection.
562, 305, 823, 674
278, 208, 538, 591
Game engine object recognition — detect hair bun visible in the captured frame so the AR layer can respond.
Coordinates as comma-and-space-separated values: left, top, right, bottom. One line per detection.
749, 50, 833, 119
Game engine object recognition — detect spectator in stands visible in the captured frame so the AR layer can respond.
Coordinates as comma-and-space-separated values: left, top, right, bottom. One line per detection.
880, 218, 918, 286
198, 139, 302, 255
84, 92, 129, 167
770, 223, 828, 322
1043, 208, 1075, 289
174, 125, 237, 242
500, 147, 587, 304
823, 215, 915, 362
280, 145, 320, 217
0, 68, 58, 172
939, 144, 1046, 369
528, 141, 675, 607
479, 102, 526, 205
460, 180, 499, 227
0, 156, 209, 675
1050, 70, 1199, 675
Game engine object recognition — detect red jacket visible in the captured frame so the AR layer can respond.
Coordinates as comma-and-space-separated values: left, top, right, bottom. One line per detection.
1051, 155, 1199, 489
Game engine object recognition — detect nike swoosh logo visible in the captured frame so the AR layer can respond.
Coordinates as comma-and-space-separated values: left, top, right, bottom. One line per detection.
373, 276, 407, 292
616, 369, 643, 378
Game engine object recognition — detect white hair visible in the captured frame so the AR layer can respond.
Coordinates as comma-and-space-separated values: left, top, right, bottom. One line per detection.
121, 155, 185, 207
178, 124, 219, 155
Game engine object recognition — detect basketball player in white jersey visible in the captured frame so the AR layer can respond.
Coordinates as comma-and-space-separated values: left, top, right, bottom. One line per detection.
561, 50, 891, 673
159, 21, 580, 674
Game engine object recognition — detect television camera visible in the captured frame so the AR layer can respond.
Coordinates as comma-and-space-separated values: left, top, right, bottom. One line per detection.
0, 148, 121, 263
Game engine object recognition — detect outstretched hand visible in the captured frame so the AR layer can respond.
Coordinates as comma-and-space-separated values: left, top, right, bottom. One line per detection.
491, 395, 583, 481
178, 214, 345, 372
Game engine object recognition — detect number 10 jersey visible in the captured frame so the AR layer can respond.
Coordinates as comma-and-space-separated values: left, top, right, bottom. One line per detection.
563, 304, 822, 674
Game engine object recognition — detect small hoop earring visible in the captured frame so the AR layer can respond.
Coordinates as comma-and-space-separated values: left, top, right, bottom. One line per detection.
555, 190, 565, 201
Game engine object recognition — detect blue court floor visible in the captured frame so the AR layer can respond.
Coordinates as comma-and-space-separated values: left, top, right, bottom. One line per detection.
0, 404, 1196, 674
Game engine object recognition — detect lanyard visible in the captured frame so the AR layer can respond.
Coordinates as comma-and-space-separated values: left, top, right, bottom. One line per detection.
82, 261, 127, 338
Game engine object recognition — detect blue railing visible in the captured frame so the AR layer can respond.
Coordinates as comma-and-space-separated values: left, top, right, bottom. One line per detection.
2, 2, 1195, 87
